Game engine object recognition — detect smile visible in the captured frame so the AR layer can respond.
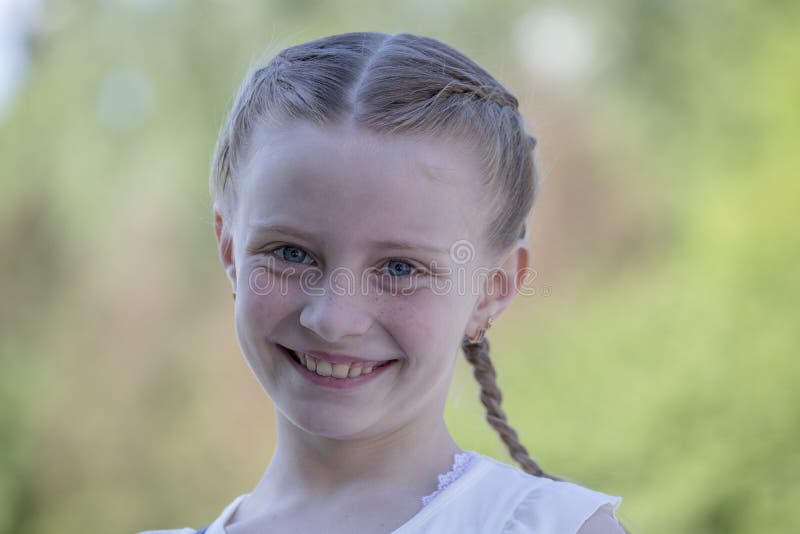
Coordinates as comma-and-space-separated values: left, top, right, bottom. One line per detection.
278, 345, 398, 388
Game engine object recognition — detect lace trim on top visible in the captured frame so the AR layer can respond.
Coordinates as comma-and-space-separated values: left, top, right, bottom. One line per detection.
420, 450, 479, 508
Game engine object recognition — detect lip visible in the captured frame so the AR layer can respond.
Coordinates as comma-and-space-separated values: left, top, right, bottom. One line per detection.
278, 344, 398, 390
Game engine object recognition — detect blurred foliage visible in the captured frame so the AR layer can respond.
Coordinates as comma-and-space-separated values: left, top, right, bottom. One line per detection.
0, 0, 797, 533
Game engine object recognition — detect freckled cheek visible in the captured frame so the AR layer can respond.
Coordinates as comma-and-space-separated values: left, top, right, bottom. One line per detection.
375, 293, 461, 361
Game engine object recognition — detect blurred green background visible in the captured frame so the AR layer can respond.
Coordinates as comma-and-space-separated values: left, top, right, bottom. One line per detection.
1, 1, 798, 533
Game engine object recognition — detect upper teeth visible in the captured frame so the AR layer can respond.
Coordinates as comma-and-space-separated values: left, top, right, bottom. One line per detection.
297, 352, 383, 378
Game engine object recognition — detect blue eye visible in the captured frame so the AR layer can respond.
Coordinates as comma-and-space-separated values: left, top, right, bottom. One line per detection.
385, 259, 417, 277
273, 245, 311, 264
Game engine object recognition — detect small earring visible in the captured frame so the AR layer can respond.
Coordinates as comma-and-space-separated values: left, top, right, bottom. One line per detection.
232, 292, 236, 301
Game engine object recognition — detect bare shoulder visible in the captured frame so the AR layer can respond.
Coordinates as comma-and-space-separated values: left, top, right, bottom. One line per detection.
576, 505, 627, 534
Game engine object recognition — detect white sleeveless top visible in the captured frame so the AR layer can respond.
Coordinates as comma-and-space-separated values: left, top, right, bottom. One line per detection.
138, 450, 623, 533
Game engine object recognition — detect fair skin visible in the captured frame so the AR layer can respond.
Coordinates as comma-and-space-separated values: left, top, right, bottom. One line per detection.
214, 120, 531, 533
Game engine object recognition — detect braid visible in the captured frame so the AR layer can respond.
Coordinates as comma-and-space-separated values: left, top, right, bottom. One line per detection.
462, 335, 635, 532
461, 335, 562, 481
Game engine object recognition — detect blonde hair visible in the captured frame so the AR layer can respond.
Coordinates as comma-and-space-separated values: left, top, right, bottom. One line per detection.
210, 32, 556, 480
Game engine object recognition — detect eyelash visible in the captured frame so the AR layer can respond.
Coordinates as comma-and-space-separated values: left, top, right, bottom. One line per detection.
263, 245, 425, 277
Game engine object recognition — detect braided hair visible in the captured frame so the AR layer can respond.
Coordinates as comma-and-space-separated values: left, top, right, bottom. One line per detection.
461, 335, 562, 480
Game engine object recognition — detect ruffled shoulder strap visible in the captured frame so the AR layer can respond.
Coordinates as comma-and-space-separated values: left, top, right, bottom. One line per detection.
501, 479, 623, 534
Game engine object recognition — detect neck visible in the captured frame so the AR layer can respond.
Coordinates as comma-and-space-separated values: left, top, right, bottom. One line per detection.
249, 407, 462, 509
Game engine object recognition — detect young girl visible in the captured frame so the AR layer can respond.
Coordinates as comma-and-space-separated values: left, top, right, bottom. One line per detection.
140, 32, 626, 534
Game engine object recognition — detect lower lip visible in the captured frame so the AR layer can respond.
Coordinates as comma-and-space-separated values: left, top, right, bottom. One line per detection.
278, 345, 398, 390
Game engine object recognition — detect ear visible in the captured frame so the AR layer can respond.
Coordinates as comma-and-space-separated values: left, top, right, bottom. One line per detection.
465, 240, 531, 338
213, 202, 237, 292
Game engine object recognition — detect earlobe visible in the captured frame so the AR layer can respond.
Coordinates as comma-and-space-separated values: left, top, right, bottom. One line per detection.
467, 241, 531, 332
214, 206, 237, 290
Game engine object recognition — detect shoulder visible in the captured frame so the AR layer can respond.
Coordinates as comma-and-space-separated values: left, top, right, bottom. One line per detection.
496, 471, 624, 534
136, 493, 248, 534
455, 453, 623, 534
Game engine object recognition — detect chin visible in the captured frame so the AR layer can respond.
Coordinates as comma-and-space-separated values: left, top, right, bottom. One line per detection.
282, 405, 375, 439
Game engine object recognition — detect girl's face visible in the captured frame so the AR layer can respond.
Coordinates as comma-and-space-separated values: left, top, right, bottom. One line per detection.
215, 121, 517, 440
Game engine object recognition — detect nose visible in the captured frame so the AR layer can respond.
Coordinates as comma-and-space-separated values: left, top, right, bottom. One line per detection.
298, 289, 372, 344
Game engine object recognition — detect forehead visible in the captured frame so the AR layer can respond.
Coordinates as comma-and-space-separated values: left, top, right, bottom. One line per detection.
236, 122, 488, 254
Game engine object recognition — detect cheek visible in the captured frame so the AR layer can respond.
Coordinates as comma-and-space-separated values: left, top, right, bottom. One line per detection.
237, 266, 301, 337
375, 291, 468, 358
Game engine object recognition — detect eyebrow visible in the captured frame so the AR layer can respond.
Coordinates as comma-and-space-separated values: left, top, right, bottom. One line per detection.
247, 223, 450, 255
